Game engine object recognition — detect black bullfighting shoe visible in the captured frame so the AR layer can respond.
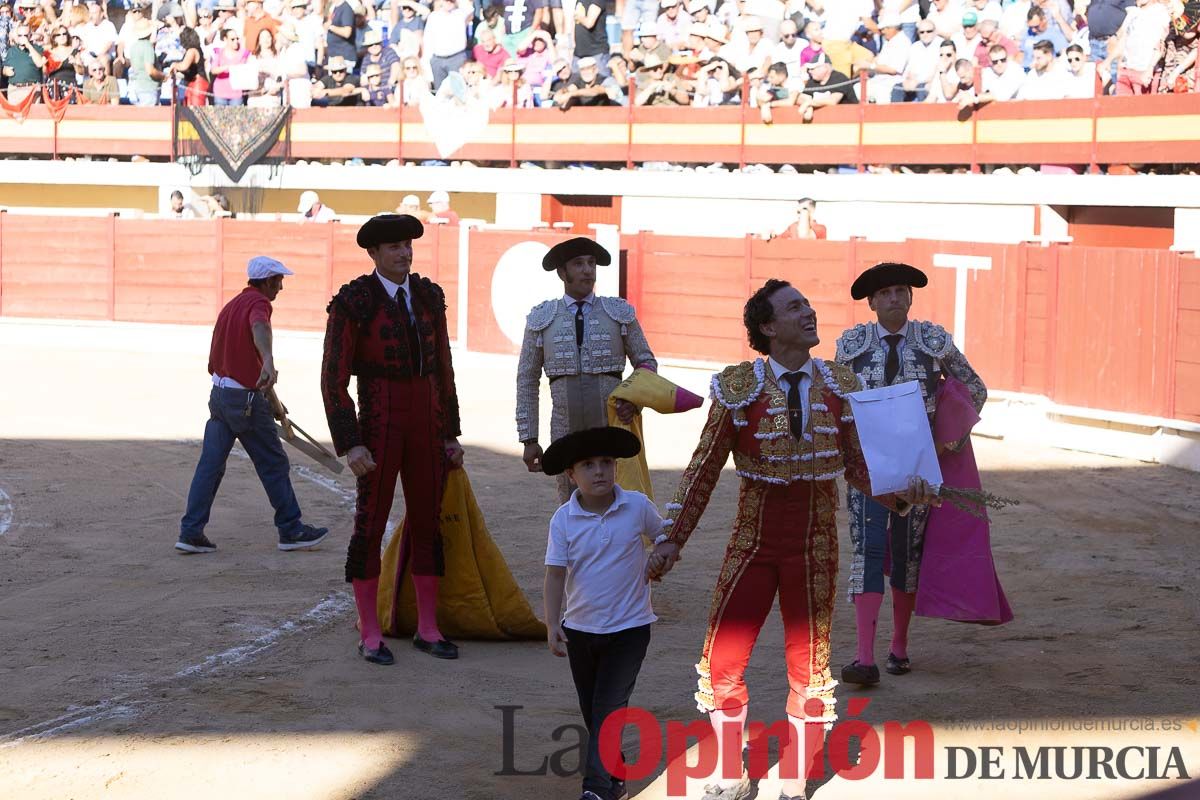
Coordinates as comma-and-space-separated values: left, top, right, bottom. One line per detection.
412, 634, 459, 659
357, 641, 395, 665
885, 653, 911, 675
840, 660, 881, 686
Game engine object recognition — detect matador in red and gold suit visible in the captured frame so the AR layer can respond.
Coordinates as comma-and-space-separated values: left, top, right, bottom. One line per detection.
322, 214, 465, 665
650, 280, 923, 800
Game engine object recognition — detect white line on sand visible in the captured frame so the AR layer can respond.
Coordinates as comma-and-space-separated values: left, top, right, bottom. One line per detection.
0, 593, 353, 748
0, 488, 12, 537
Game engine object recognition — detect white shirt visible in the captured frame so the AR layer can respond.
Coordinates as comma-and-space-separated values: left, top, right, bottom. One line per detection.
820, 0, 873, 41
999, 0, 1031, 40
927, 0, 964, 38
1120, 4, 1170, 74
982, 64, 1024, 100
78, 20, 118, 59
1062, 62, 1097, 99
302, 204, 337, 222
564, 292, 595, 318
212, 373, 249, 389
1017, 65, 1067, 100
423, 5, 470, 57
376, 270, 415, 315
951, 31, 982, 61
545, 486, 660, 634
876, 322, 908, 380
770, 39, 807, 79
905, 36, 944, 84
881, 0, 921, 25
768, 356, 813, 431
869, 30, 911, 100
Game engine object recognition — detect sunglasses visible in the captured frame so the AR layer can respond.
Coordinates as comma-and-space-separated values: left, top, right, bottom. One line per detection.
992, 56, 1006, 63
330, 68, 346, 73
1067, 56, 1082, 62
404, 65, 419, 70
781, 33, 797, 38
918, 28, 934, 34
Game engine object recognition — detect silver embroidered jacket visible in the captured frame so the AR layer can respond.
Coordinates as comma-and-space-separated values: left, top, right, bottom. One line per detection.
834, 319, 987, 595
515, 296, 656, 444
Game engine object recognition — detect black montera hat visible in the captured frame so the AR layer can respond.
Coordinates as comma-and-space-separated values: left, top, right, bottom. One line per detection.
850, 262, 929, 300
541, 237, 612, 271
542, 426, 641, 476
357, 214, 424, 248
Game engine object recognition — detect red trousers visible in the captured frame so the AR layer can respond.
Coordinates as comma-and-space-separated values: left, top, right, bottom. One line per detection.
345, 375, 447, 581
698, 479, 840, 721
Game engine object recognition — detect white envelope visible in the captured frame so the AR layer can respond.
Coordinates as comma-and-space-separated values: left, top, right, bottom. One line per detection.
847, 381, 943, 496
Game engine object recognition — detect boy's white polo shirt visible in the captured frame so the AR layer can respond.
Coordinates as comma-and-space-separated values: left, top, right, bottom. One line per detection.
545, 485, 661, 635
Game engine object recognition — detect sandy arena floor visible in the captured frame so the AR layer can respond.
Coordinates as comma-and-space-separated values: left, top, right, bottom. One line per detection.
0, 318, 1198, 800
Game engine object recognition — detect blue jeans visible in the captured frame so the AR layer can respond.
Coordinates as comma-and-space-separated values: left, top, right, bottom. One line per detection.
429, 50, 468, 92
852, 492, 911, 593
180, 386, 302, 539
128, 86, 161, 106
213, 95, 244, 106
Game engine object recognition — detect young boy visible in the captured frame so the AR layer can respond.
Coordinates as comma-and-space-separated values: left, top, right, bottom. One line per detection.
543, 426, 665, 800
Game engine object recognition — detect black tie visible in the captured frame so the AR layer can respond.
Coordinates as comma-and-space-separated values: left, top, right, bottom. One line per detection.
781, 371, 805, 440
574, 301, 585, 348
397, 287, 423, 376
884, 334, 903, 384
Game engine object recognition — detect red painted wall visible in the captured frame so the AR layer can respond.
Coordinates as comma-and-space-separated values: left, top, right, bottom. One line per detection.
1, 214, 1195, 424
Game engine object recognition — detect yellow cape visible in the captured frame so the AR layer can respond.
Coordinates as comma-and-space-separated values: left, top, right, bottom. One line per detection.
378, 468, 547, 640
607, 367, 704, 501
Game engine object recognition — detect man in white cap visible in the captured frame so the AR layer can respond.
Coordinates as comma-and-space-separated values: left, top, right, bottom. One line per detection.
177, 256, 330, 555
426, 190, 459, 225
852, 13, 910, 103
627, 20, 671, 65
298, 190, 336, 222
656, 0, 692, 50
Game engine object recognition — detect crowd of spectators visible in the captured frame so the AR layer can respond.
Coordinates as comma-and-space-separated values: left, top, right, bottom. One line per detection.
0, 0, 1195, 111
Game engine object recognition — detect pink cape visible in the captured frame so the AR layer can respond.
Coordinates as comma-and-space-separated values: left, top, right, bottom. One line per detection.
915, 378, 1014, 625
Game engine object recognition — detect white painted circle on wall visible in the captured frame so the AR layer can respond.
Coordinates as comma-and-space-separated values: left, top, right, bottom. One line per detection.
491, 241, 565, 346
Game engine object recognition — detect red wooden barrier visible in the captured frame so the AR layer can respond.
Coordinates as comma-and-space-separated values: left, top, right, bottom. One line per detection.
0, 216, 1195, 424
6, 92, 1200, 167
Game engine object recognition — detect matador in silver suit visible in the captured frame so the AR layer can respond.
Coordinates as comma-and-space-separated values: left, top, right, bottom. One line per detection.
516, 238, 657, 502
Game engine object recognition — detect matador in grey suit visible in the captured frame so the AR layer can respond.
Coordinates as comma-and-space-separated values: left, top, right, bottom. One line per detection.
516, 238, 658, 502
835, 261, 987, 688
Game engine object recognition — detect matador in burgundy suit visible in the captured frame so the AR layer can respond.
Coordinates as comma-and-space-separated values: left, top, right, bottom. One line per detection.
321, 214, 465, 665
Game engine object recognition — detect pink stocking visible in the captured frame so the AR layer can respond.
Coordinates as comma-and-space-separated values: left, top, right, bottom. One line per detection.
890, 588, 915, 660
353, 577, 382, 650
413, 575, 443, 642
853, 591, 884, 666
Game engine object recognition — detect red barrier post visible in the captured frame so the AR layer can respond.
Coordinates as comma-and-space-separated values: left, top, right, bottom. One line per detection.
214, 217, 225, 318
510, 80, 518, 168
398, 81, 405, 164
627, 74, 636, 169
970, 65, 981, 173
1088, 69, 1101, 173
857, 72, 868, 172
739, 73, 749, 171
0, 210, 5, 315
106, 212, 117, 320
170, 75, 178, 163
326, 222, 336, 301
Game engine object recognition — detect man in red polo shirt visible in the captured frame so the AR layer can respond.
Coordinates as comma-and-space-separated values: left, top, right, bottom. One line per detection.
776, 197, 828, 240
177, 256, 329, 555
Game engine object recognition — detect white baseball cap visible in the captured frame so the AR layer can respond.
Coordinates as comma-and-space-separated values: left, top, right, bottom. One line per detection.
297, 190, 320, 213
247, 256, 294, 279
400, 193, 420, 206
428, 190, 450, 205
